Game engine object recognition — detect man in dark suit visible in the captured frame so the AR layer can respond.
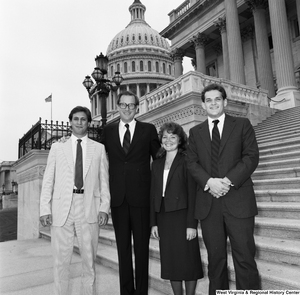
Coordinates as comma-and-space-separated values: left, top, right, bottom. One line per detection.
101, 90, 160, 295
186, 83, 260, 294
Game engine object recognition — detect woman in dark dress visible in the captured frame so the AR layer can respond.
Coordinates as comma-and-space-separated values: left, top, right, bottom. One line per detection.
150, 122, 203, 295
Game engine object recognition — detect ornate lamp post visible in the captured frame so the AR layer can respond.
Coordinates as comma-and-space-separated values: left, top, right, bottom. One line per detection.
83, 53, 124, 127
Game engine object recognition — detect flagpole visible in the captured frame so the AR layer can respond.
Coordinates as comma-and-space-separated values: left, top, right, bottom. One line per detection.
51, 93, 53, 122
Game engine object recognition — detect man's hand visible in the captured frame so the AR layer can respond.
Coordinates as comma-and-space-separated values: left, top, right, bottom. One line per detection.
151, 226, 160, 239
186, 228, 197, 241
207, 178, 230, 198
98, 212, 108, 226
40, 214, 52, 227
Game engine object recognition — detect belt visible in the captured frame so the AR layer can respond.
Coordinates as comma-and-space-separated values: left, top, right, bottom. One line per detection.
73, 189, 84, 194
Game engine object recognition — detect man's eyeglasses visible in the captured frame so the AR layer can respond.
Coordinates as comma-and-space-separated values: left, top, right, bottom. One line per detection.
118, 103, 137, 110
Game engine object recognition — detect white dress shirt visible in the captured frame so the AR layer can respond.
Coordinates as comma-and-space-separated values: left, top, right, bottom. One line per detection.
119, 119, 136, 146
207, 113, 225, 139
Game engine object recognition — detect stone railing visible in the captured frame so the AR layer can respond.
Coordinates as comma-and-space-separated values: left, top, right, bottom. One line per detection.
168, 0, 204, 23
138, 71, 269, 116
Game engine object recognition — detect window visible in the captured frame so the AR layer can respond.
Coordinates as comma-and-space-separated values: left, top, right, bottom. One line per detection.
148, 61, 151, 72
117, 64, 120, 72
111, 66, 114, 76
156, 62, 159, 73
163, 63, 166, 74
132, 61, 135, 72
169, 65, 172, 75
124, 62, 128, 73
206, 61, 218, 77
140, 61, 144, 71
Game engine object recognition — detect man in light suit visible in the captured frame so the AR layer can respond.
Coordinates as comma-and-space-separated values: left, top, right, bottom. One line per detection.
40, 106, 110, 295
186, 84, 260, 294
101, 91, 160, 295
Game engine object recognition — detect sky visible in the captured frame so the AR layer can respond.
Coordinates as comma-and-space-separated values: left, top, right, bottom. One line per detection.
0, 0, 193, 162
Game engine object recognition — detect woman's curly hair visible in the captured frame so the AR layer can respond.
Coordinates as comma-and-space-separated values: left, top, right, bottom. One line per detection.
156, 122, 188, 158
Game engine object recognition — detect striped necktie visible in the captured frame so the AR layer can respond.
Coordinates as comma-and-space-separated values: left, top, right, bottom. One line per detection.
211, 120, 220, 177
75, 139, 83, 189
123, 124, 131, 154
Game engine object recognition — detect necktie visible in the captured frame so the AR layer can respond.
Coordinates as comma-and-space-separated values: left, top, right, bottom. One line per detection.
211, 120, 220, 178
75, 139, 83, 189
123, 124, 131, 154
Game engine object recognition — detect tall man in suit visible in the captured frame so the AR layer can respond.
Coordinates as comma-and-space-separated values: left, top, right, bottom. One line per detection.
101, 91, 160, 295
40, 106, 110, 295
186, 84, 260, 294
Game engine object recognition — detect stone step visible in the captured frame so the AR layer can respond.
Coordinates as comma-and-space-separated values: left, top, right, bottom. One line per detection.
99, 229, 300, 290
258, 138, 300, 151
255, 118, 300, 133
254, 189, 300, 202
256, 127, 300, 140
257, 158, 300, 170
259, 150, 300, 162
258, 144, 300, 157
257, 202, 300, 219
40, 226, 300, 290
254, 217, 300, 240
255, 118, 300, 132
256, 132, 300, 145
253, 177, 300, 190
256, 108, 300, 125
252, 167, 300, 180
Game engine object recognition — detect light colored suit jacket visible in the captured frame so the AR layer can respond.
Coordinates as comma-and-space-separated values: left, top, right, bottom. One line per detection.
40, 137, 110, 226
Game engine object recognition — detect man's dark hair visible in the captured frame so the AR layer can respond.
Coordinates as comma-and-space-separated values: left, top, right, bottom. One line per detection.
68, 106, 92, 123
201, 83, 227, 102
117, 90, 139, 106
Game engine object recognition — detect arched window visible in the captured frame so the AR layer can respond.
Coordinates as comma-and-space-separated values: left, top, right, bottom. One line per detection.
169, 65, 172, 75
132, 34, 135, 42
163, 63, 166, 74
132, 61, 136, 72
111, 66, 114, 76
124, 62, 128, 73
156, 61, 159, 73
148, 61, 151, 72
117, 63, 120, 72
140, 61, 144, 71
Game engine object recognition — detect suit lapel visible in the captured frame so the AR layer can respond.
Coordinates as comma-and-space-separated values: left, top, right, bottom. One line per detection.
84, 138, 95, 179
197, 120, 211, 156
166, 152, 181, 187
220, 115, 236, 155
127, 121, 142, 153
62, 139, 74, 173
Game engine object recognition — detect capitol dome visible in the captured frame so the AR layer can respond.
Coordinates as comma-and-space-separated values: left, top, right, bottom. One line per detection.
92, 0, 174, 123
107, 0, 171, 55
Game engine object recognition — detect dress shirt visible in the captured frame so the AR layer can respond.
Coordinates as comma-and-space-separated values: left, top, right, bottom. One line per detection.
162, 169, 170, 197
207, 113, 225, 139
119, 119, 136, 146
71, 134, 87, 189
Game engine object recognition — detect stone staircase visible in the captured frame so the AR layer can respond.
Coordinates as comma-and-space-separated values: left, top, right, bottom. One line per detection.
40, 106, 300, 294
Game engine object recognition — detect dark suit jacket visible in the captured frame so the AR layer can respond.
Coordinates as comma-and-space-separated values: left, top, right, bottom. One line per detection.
102, 120, 160, 208
186, 114, 259, 220
150, 152, 198, 229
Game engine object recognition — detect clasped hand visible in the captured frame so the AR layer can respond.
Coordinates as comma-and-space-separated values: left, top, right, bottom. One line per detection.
207, 177, 231, 198
151, 226, 197, 241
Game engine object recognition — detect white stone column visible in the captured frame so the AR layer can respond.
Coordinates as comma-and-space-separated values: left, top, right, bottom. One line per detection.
268, 0, 300, 109
248, 0, 275, 98
214, 17, 230, 80
225, 0, 246, 84
171, 48, 184, 78
137, 84, 141, 98
191, 33, 208, 74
